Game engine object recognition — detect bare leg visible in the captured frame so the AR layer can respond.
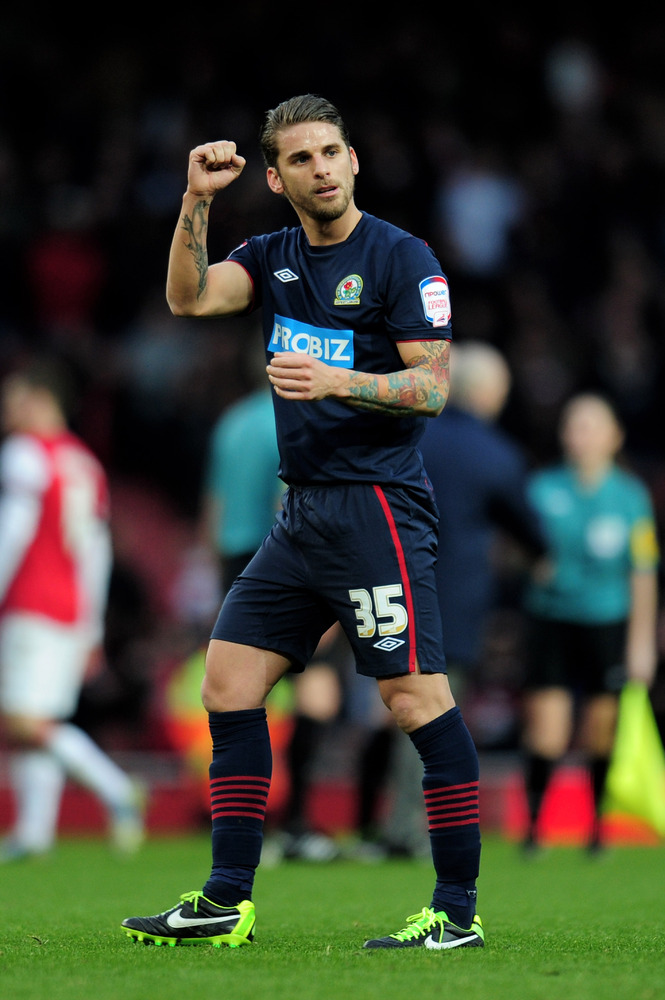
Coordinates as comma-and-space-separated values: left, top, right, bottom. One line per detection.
579, 693, 619, 849
521, 687, 574, 847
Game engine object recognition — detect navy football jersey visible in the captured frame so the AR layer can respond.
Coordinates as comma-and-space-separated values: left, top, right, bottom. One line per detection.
227, 212, 452, 487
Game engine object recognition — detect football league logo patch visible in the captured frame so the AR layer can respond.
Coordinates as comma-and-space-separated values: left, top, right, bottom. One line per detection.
335, 274, 363, 305
419, 275, 451, 328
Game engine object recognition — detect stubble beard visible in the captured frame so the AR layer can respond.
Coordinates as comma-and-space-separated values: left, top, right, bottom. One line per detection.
282, 176, 355, 224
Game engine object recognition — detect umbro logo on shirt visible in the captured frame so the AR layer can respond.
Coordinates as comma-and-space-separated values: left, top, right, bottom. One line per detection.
274, 268, 299, 282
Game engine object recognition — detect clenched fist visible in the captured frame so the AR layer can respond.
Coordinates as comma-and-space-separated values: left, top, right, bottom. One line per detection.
187, 141, 246, 197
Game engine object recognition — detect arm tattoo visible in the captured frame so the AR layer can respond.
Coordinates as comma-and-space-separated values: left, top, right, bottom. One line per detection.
347, 341, 450, 417
347, 371, 429, 416
181, 199, 211, 299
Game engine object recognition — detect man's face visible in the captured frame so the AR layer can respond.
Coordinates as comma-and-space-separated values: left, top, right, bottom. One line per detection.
267, 121, 359, 223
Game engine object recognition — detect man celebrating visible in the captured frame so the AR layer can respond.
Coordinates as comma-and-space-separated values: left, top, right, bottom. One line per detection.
122, 94, 484, 952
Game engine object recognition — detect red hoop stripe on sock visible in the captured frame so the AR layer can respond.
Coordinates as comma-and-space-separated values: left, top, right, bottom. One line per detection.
424, 780, 480, 831
210, 775, 270, 822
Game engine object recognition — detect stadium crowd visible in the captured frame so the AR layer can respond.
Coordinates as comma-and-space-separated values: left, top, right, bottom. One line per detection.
1, 10, 664, 760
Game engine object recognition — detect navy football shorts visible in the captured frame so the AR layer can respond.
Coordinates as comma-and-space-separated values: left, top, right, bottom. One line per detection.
211, 483, 447, 678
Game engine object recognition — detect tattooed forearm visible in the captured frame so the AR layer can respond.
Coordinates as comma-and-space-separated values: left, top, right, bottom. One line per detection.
181, 199, 211, 299
346, 342, 450, 417
347, 372, 432, 416
405, 343, 451, 402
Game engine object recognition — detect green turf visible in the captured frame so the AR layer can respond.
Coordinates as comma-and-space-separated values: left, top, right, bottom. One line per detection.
1, 833, 663, 1000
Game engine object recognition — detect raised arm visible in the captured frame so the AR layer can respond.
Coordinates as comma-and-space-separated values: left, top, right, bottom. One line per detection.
167, 141, 254, 318
267, 338, 451, 417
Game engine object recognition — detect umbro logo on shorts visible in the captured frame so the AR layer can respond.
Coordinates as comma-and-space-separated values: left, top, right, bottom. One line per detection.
373, 637, 406, 652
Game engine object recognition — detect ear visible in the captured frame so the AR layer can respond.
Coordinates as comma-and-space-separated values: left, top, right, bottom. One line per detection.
350, 146, 359, 176
266, 167, 284, 195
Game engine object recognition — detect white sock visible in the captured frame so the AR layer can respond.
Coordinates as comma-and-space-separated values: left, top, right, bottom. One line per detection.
9, 750, 66, 852
47, 722, 134, 810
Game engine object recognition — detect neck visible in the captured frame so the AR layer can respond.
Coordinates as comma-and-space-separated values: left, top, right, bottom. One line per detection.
573, 458, 612, 486
300, 205, 363, 246
27, 407, 67, 437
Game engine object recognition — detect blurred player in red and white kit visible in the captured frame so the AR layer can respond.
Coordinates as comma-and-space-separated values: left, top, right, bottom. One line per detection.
0, 358, 144, 861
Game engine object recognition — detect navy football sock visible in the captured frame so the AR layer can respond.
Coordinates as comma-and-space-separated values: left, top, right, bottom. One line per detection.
202, 708, 272, 907
409, 707, 481, 929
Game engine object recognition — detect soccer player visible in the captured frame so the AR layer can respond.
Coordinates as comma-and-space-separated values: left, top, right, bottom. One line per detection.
121, 94, 484, 951
0, 359, 144, 860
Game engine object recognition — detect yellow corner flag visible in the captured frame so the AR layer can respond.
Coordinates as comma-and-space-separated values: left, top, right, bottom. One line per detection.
603, 680, 665, 837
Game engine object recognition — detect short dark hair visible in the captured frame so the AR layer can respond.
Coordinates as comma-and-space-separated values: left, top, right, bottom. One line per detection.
259, 94, 350, 169
8, 355, 78, 419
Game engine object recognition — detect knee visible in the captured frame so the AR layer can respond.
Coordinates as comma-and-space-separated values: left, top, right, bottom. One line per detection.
383, 691, 426, 734
201, 643, 250, 713
200, 675, 219, 713
524, 733, 567, 759
200, 673, 240, 714
201, 640, 289, 713
522, 718, 569, 758
2, 714, 51, 747
379, 673, 455, 733
200, 658, 271, 713
521, 690, 572, 757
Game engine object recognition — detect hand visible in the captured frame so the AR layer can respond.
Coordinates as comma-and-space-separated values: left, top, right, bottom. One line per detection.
627, 641, 658, 688
83, 644, 106, 683
531, 557, 555, 584
187, 141, 246, 197
267, 353, 345, 401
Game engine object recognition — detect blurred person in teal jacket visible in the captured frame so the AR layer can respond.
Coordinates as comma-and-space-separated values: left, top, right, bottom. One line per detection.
521, 393, 659, 853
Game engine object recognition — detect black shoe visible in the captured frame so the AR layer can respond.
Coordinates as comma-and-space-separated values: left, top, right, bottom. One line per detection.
364, 907, 484, 950
121, 891, 255, 947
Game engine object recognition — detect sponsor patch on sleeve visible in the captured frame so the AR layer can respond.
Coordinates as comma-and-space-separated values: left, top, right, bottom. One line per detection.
419, 275, 451, 328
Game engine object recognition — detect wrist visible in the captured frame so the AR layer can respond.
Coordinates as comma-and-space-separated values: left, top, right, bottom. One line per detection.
335, 368, 354, 399
183, 189, 214, 205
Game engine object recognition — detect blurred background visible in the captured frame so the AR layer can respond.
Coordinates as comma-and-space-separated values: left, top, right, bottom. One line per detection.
1, 7, 664, 844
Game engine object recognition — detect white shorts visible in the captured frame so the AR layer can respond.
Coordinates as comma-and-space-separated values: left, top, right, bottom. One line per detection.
0, 613, 91, 718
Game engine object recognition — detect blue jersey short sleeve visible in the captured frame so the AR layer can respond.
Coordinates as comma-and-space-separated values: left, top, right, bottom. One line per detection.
226, 214, 452, 487
524, 465, 659, 623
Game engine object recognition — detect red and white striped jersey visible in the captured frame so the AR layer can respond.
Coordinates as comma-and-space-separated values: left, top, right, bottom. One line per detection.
0, 431, 111, 630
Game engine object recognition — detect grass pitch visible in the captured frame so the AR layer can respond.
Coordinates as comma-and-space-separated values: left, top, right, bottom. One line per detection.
1, 832, 663, 1000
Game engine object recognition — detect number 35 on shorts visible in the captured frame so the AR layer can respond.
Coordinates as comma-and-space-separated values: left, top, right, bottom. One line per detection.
348, 585, 408, 638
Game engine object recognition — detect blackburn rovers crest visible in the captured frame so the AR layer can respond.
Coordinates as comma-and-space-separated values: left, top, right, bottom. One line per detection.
335, 274, 363, 305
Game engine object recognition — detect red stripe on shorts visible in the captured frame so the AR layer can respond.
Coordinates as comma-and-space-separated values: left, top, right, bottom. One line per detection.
373, 485, 417, 672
